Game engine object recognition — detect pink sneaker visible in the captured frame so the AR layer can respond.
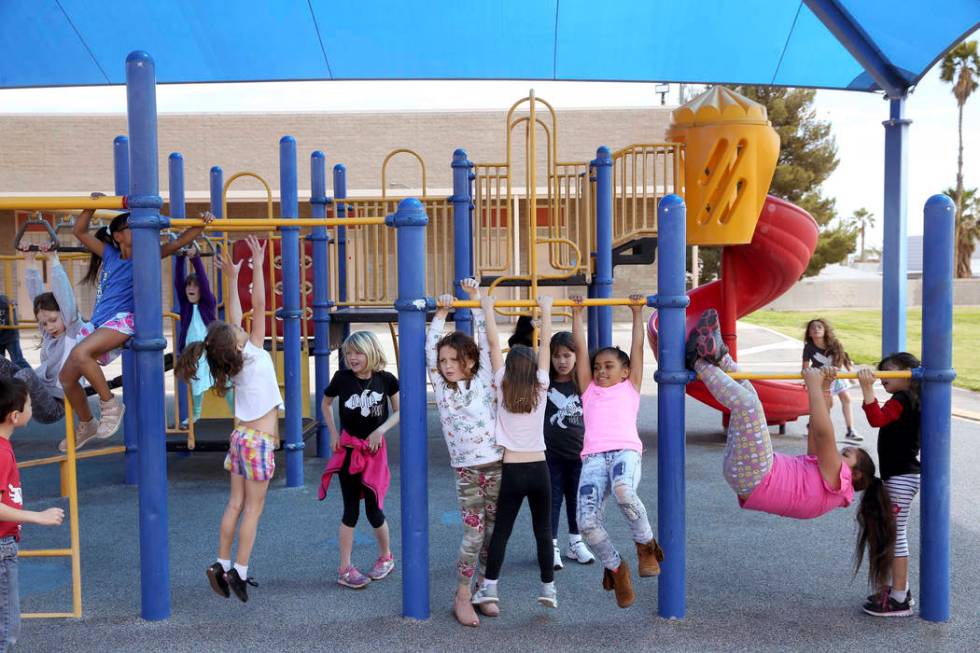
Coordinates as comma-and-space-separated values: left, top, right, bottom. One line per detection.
337, 566, 371, 589
59, 418, 99, 453
367, 554, 395, 581
95, 397, 125, 440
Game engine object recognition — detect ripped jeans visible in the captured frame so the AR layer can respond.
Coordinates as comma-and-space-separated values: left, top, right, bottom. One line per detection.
577, 449, 653, 570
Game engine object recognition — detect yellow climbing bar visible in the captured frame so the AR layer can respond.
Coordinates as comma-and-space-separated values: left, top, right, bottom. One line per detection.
0, 196, 127, 211
718, 371, 913, 380
168, 217, 387, 230
446, 298, 647, 308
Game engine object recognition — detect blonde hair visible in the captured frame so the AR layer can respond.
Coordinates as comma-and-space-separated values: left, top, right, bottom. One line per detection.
342, 331, 387, 372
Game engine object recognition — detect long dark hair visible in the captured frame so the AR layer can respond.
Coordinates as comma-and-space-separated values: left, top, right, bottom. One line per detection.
549, 331, 579, 392
804, 318, 851, 368
175, 322, 243, 397
501, 345, 542, 413
852, 448, 896, 589
508, 315, 534, 349
82, 213, 129, 286
878, 352, 921, 409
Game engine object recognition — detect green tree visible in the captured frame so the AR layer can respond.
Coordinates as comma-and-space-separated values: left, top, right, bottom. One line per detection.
696, 86, 849, 279
848, 207, 876, 260
940, 40, 979, 277
944, 186, 980, 278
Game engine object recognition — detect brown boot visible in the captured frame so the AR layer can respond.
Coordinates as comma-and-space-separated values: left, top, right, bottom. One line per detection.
602, 567, 614, 591
610, 559, 635, 608
636, 539, 664, 577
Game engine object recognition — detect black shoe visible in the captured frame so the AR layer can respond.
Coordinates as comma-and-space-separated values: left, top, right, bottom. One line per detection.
866, 587, 914, 607
207, 562, 230, 598
863, 593, 913, 617
225, 568, 258, 603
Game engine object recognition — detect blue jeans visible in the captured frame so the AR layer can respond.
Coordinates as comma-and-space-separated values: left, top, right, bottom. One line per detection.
577, 450, 653, 570
0, 536, 19, 652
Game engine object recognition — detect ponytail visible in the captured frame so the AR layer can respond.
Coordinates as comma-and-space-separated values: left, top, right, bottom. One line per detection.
82, 226, 114, 285
853, 450, 896, 589
175, 341, 207, 385
175, 322, 243, 398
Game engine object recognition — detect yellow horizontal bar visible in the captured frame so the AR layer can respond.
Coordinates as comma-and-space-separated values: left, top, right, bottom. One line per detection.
0, 196, 126, 211
718, 371, 913, 380
169, 217, 386, 229
19, 548, 72, 557
18, 445, 125, 470
448, 298, 647, 308
21, 612, 79, 619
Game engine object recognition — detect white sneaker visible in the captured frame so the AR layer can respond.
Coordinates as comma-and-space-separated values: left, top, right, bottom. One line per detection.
95, 397, 126, 440
59, 418, 99, 453
552, 539, 564, 570
537, 582, 557, 608
566, 538, 596, 564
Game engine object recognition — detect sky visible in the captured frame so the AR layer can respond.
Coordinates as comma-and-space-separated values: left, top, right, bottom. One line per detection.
1, 67, 977, 250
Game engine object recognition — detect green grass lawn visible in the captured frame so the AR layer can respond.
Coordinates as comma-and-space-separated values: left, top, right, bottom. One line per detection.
741, 308, 980, 392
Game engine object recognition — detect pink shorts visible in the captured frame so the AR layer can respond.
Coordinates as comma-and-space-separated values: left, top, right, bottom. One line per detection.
224, 426, 277, 482
79, 312, 135, 365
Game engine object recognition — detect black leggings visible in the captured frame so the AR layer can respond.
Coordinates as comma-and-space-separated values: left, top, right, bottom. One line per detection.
484, 461, 553, 583
546, 453, 581, 537
338, 449, 385, 529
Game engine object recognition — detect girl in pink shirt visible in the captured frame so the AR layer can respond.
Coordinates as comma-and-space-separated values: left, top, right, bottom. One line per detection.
689, 309, 895, 597
568, 295, 663, 610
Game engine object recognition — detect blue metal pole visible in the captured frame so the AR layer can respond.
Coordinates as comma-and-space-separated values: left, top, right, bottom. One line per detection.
451, 149, 474, 335
919, 193, 955, 622
593, 147, 614, 348
210, 166, 224, 320
169, 152, 189, 428
113, 135, 139, 486
388, 198, 429, 620
881, 96, 910, 356
279, 137, 303, 487
310, 152, 333, 458
125, 50, 169, 621
333, 165, 350, 355
655, 194, 688, 620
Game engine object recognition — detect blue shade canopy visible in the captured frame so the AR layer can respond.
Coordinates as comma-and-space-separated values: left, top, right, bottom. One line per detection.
1, 1, 977, 94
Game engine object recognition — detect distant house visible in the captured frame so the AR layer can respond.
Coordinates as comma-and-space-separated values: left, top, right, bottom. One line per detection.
907, 235, 980, 277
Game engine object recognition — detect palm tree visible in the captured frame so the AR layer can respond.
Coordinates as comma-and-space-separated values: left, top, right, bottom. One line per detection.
940, 41, 979, 222
944, 187, 980, 278
849, 207, 875, 260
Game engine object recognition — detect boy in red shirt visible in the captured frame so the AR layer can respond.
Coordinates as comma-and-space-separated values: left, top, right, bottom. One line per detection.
0, 379, 65, 651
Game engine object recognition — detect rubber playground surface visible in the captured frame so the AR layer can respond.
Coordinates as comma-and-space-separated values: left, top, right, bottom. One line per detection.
14, 324, 980, 653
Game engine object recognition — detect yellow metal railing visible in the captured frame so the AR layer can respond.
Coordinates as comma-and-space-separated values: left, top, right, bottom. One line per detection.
610, 143, 683, 248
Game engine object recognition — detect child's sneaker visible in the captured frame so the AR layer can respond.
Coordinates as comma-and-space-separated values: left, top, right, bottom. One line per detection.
337, 565, 371, 589
863, 591, 913, 617
95, 397, 126, 440
59, 418, 99, 453
367, 554, 395, 580
225, 568, 257, 603
552, 539, 564, 570
866, 587, 915, 607
844, 429, 864, 443
694, 309, 728, 363
206, 562, 230, 598
471, 583, 499, 605
537, 582, 557, 608
566, 538, 595, 564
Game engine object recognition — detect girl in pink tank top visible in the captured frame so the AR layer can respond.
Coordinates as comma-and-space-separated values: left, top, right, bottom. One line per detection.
688, 309, 896, 606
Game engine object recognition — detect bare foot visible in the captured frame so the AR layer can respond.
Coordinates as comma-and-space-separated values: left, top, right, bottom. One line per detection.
477, 601, 500, 617
454, 590, 480, 627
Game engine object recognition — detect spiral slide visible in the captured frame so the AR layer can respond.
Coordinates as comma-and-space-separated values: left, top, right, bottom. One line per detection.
648, 195, 819, 426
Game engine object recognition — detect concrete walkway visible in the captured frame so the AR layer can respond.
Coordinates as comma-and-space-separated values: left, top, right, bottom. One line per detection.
13, 322, 979, 652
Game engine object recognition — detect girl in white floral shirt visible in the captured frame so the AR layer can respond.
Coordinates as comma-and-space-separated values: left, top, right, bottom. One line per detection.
427, 278, 503, 628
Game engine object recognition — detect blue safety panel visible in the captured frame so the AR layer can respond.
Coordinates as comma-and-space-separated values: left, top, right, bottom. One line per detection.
0, 1, 976, 91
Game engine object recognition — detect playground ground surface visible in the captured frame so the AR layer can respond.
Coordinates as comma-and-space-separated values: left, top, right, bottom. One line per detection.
13, 322, 980, 653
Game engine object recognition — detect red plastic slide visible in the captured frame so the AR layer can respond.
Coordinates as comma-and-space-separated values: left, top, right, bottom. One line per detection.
648, 195, 819, 426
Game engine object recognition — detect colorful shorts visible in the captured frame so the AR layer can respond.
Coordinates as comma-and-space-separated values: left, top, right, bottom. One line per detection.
79, 312, 135, 365
830, 378, 852, 396
224, 426, 277, 481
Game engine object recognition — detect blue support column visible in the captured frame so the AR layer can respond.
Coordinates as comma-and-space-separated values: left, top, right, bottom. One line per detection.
310, 152, 333, 458
882, 97, 910, 356
125, 50, 169, 621
279, 137, 303, 487
169, 152, 189, 427
114, 135, 139, 486
654, 194, 689, 620
210, 166, 224, 319
333, 165, 350, 355
919, 194, 955, 622
451, 149, 474, 335
387, 198, 429, 620
593, 147, 614, 347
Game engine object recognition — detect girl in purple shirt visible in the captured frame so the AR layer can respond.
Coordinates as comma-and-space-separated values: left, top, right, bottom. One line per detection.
688, 308, 895, 600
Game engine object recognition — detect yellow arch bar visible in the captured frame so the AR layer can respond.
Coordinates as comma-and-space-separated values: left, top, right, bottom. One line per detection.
0, 196, 127, 211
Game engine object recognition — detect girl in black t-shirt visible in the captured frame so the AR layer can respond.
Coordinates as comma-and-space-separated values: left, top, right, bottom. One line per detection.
319, 331, 400, 590
543, 331, 594, 570
803, 318, 860, 442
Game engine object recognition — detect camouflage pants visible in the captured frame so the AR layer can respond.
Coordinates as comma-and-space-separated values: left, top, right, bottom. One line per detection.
454, 461, 502, 586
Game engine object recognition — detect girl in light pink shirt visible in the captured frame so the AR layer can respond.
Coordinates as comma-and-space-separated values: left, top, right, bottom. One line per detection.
688, 309, 894, 599
568, 295, 663, 610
